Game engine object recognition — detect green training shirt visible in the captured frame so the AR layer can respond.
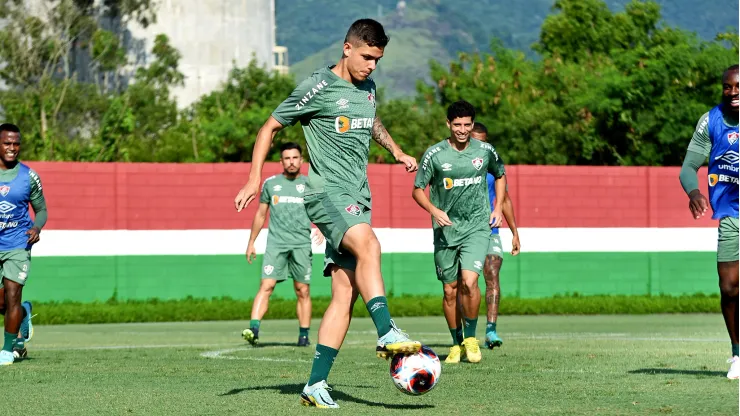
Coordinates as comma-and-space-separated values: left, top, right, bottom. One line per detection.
414, 138, 506, 248
271, 66, 377, 207
259, 174, 311, 248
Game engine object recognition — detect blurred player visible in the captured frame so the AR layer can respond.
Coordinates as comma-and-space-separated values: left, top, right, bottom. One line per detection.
0, 123, 47, 365
233, 19, 422, 408
412, 101, 507, 364
470, 122, 521, 349
242, 142, 324, 348
679, 64, 739, 379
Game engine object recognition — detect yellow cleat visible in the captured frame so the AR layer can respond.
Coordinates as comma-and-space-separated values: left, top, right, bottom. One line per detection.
462, 337, 482, 363
445, 345, 462, 364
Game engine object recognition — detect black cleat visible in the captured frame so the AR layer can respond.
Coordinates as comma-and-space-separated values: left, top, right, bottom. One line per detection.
297, 336, 310, 347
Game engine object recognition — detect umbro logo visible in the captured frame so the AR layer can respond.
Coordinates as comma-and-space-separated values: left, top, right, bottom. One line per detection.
273, 185, 282, 192
336, 98, 349, 110
441, 163, 452, 171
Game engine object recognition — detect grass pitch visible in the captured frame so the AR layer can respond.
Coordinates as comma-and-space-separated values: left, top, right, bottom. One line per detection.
3, 314, 737, 415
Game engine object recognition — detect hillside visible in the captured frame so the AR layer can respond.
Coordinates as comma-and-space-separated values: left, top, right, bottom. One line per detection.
276, 0, 739, 98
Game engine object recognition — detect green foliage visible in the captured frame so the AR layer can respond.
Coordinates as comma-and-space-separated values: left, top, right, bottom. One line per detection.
23, 294, 719, 325
0, 0, 737, 166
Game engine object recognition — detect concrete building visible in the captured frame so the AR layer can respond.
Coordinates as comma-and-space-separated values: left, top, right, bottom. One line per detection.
126, 0, 283, 107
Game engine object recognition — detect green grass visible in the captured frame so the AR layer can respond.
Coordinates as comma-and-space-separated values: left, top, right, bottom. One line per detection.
5, 314, 737, 415
14, 294, 723, 325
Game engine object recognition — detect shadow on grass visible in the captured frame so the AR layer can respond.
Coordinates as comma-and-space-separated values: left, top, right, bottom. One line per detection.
629, 368, 725, 377
219, 383, 435, 409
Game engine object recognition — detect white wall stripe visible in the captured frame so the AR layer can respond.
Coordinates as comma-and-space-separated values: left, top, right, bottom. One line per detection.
29, 228, 717, 257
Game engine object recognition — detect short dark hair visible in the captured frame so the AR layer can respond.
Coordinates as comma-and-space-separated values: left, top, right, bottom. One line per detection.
724, 64, 739, 80
446, 100, 476, 122
280, 142, 302, 156
345, 19, 389, 48
472, 122, 488, 135
0, 123, 20, 140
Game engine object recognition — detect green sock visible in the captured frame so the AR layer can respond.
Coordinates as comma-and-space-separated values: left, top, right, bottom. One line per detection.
456, 327, 464, 344
463, 316, 478, 339
486, 321, 497, 333
366, 296, 392, 337
299, 327, 309, 338
2, 332, 14, 352
732, 344, 739, 357
307, 344, 338, 385
250, 319, 260, 330
449, 328, 459, 345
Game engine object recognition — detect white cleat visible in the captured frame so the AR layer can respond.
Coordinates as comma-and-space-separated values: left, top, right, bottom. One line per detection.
726, 356, 740, 380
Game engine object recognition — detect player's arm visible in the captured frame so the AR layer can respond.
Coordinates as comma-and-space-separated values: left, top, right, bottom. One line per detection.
372, 117, 417, 172
488, 146, 507, 228
234, 75, 324, 212
501, 191, 520, 255
234, 117, 284, 212
412, 148, 451, 226
679, 113, 711, 219
27, 169, 46, 245
246, 202, 269, 264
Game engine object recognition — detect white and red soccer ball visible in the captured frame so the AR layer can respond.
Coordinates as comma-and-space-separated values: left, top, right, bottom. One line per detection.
390, 345, 441, 395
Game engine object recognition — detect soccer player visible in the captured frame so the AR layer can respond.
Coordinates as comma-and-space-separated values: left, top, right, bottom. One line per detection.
233, 19, 422, 408
679, 64, 739, 379
412, 100, 507, 364
242, 142, 324, 348
0, 123, 46, 365
470, 122, 521, 349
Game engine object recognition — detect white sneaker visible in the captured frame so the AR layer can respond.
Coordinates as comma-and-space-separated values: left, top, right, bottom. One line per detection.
726, 356, 740, 380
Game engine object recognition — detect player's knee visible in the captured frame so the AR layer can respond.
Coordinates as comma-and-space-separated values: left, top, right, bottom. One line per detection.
442, 284, 457, 301
719, 280, 739, 298
295, 284, 310, 299
460, 277, 478, 295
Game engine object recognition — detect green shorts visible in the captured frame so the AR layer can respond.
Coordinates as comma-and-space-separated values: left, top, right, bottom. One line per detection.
717, 217, 739, 262
487, 234, 504, 259
261, 246, 313, 284
304, 192, 371, 276
434, 231, 489, 284
0, 249, 31, 287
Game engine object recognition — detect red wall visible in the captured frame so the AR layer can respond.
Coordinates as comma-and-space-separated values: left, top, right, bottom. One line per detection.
26, 162, 715, 230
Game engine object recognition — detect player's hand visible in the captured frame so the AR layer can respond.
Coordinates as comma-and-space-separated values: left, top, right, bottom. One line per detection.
235, 179, 260, 212
489, 209, 503, 228
511, 233, 521, 256
311, 228, 325, 246
246, 243, 257, 264
688, 190, 709, 219
26, 227, 40, 245
396, 153, 417, 173
432, 208, 452, 227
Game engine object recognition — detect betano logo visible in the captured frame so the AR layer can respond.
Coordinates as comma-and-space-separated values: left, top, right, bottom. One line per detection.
709, 173, 739, 187
272, 195, 304, 205
443, 176, 482, 190
335, 116, 373, 133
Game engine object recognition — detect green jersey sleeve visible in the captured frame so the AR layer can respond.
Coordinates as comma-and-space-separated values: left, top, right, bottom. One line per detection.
271, 72, 330, 127
29, 168, 48, 229
259, 178, 271, 204
687, 112, 711, 157
414, 146, 438, 189
485, 144, 506, 178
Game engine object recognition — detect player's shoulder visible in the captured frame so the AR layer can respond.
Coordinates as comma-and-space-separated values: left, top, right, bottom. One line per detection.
295, 67, 337, 94
263, 174, 279, 186
420, 139, 447, 172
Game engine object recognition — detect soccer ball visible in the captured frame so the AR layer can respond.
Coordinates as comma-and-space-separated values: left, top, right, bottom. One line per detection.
389, 345, 441, 395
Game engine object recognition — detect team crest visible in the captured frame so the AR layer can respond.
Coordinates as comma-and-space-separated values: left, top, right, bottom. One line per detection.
296, 184, 305, 193
263, 265, 274, 275
0, 186, 9, 197
345, 204, 361, 216
471, 157, 484, 170
728, 132, 739, 145
368, 93, 375, 108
